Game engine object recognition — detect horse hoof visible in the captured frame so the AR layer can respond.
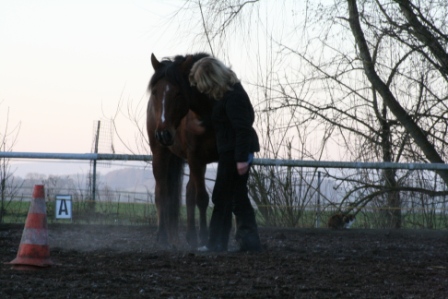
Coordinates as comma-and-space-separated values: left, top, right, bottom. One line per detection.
197, 245, 210, 252
186, 232, 198, 249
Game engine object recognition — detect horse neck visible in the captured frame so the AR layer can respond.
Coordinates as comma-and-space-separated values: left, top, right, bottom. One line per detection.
189, 89, 215, 116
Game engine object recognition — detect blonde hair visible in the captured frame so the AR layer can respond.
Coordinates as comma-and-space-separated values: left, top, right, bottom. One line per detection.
189, 57, 239, 100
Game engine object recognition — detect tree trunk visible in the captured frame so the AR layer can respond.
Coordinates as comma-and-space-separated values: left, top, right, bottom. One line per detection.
377, 93, 401, 228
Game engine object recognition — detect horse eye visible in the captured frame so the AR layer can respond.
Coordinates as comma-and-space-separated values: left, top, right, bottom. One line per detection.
151, 89, 157, 96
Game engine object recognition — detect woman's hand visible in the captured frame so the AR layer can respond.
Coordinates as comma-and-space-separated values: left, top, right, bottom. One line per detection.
237, 162, 250, 175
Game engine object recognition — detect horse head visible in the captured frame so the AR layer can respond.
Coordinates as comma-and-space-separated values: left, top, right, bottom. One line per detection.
148, 53, 212, 147
148, 53, 193, 146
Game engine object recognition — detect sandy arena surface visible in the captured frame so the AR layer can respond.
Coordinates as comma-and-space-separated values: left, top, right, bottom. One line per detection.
1, 224, 447, 298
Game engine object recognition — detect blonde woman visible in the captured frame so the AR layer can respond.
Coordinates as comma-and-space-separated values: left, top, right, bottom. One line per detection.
190, 57, 261, 252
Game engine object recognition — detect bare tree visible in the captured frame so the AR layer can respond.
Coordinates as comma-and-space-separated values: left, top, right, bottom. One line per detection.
175, 0, 448, 228
346, 0, 448, 182
343, 0, 448, 226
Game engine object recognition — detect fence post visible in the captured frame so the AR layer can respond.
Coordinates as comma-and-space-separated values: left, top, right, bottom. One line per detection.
91, 120, 101, 210
315, 171, 321, 228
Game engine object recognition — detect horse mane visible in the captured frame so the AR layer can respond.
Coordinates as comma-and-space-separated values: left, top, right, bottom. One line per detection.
148, 53, 211, 90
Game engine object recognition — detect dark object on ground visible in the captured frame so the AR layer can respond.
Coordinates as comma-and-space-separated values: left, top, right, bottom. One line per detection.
328, 213, 356, 229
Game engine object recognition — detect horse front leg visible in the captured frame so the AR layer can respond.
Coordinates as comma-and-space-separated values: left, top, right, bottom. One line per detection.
154, 183, 169, 247
154, 180, 182, 248
151, 147, 183, 249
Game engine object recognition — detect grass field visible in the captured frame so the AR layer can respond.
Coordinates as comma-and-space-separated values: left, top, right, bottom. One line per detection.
2, 199, 448, 229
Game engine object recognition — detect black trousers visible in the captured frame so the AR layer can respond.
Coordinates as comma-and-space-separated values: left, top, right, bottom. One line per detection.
207, 151, 260, 251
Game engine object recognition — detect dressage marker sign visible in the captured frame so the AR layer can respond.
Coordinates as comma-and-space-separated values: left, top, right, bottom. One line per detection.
55, 195, 72, 219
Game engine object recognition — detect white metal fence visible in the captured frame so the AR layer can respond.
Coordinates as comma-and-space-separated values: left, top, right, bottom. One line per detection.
1, 151, 448, 170
2, 151, 448, 228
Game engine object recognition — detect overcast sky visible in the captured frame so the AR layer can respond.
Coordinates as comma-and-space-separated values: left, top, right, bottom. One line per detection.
0, 0, 206, 154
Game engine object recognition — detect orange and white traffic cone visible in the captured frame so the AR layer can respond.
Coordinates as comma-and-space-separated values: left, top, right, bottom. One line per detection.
7, 185, 53, 270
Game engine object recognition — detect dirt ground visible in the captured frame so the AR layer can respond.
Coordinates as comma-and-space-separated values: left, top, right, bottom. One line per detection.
1, 223, 447, 299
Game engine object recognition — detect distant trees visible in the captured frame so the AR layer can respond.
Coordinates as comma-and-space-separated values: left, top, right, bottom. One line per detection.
0, 104, 21, 223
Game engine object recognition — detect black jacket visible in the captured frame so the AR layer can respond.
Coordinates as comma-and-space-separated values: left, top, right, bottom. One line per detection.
211, 83, 260, 162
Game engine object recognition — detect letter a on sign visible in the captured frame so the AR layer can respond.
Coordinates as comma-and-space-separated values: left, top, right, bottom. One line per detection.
55, 195, 72, 219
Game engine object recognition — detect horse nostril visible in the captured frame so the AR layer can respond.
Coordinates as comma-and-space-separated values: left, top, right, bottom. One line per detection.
163, 130, 172, 142
155, 130, 173, 146
161, 131, 173, 145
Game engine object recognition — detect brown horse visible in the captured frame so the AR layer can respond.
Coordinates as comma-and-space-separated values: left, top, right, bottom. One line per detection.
147, 53, 218, 248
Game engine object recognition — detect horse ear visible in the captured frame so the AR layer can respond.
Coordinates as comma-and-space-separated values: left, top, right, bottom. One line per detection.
180, 55, 194, 74
151, 53, 161, 71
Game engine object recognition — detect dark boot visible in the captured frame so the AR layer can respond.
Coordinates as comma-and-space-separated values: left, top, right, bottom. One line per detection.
233, 198, 261, 252
234, 216, 262, 252
235, 227, 261, 252
218, 207, 233, 251
201, 203, 232, 252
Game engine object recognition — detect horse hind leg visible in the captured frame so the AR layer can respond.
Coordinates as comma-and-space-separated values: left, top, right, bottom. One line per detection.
196, 186, 210, 246
185, 164, 209, 248
185, 180, 198, 248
